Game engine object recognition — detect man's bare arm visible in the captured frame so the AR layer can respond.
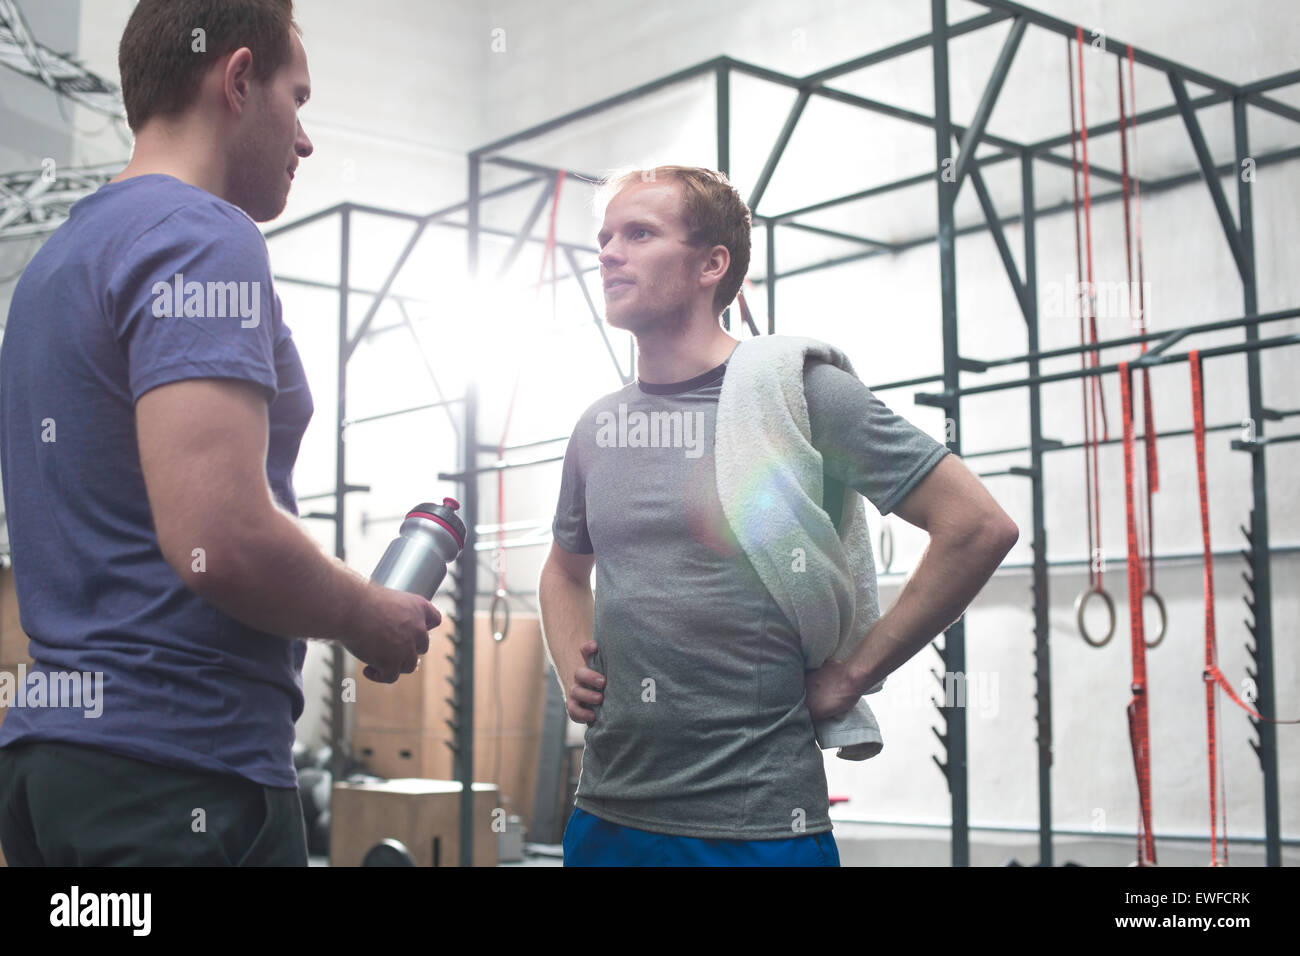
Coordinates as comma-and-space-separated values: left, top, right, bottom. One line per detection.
537, 541, 603, 722
843, 454, 1018, 693
136, 378, 437, 680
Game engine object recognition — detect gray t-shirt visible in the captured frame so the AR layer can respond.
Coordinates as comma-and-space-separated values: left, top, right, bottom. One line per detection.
551, 348, 949, 839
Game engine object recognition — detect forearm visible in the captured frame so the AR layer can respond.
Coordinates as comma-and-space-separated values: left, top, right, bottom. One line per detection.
181, 501, 374, 644
538, 568, 595, 694
846, 525, 1014, 691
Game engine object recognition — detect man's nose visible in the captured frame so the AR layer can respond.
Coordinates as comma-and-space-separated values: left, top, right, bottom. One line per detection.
296, 122, 314, 159
598, 242, 622, 267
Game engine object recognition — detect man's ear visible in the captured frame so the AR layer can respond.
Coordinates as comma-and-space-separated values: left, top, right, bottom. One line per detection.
699, 243, 730, 290
222, 47, 256, 117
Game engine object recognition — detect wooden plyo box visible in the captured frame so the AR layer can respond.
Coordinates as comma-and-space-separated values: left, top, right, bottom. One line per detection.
330, 779, 500, 867
350, 610, 547, 831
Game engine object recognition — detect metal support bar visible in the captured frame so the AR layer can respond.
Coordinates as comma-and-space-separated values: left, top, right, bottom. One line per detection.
782, 220, 897, 250
1169, 74, 1251, 281
761, 144, 1300, 284
801, 10, 1009, 85
342, 397, 463, 429
926, 333, 1300, 400
931, 0, 968, 869
497, 179, 558, 277
564, 246, 631, 385
952, 15, 1028, 193
766, 219, 776, 335
437, 453, 566, 483
344, 220, 428, 360
396, 301, 462, 442
1021, 150, 1053, 866
970, 0, 1238, 94
961, 409, 1300, 460
1233, 433, 1300, 450
747, 88, 811, 212
966, 157, 1028, 317
1233, 92, 1280, 868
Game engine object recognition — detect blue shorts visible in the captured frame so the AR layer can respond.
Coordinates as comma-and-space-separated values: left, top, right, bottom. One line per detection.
562, 806, 840, 867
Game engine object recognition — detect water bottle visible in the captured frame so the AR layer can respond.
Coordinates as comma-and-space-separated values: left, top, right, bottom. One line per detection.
370, 498, 465, 600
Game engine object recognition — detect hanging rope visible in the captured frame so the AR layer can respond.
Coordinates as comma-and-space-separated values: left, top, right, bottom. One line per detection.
1117, 48, 1165, 649
1188, 351, 1300, 864
1069, 31, 1113, 646
1119, 360, 1157, 866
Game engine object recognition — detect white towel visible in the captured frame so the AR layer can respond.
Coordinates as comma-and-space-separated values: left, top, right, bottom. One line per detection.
715, 334, 885, 760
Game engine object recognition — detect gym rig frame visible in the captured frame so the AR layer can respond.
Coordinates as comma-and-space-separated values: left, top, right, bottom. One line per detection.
264, 0, 1300, 867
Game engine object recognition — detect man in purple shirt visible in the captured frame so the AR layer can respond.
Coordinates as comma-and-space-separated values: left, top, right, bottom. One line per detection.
0, 0, 435, 866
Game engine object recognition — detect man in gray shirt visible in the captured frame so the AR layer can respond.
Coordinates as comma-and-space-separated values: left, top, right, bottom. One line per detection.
539, 166, 1018, 866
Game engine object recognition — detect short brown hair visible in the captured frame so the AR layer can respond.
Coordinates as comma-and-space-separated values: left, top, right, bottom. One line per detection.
596, 166, 752, 316
118, 0, 298, 132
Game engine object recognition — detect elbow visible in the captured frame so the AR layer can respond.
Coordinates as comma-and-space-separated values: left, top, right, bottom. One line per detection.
158, 510, 266, 606
944, 511, 1018, 565
994, 514, 1019, 556
161, 532, 238, 604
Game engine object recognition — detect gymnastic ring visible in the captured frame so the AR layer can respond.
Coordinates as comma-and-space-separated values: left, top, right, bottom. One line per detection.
1142, 589, 1167, 649
1074, 586, 1116, 648
490, 588, 511, 643
879, 520, 895, 573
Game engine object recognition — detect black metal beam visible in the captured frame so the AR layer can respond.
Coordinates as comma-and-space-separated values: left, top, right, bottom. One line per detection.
564, 246, 631, 386
344, 220, 428, 360
866, 306, 1300, 393
766, 219, 776, 334
497, 179, 557, 277
782, 220, 897, 251
757, 144, 1300, 285
969, 0, 1238, 95
931, 0, 969, 870
953, 15, 1028, 192
484, 155, 598, 187
747, 88, 810, 213
967, 157, 1028, 317
961, 408, 1300, 460
917, 332, 1299, 401
469, 58, 721, 158
1234, 92, 1281, 868
1028, 89, 1227, 154
1169, 74, 1251, 281
1019, 149, 1054, 867
801, 10, 1009, 85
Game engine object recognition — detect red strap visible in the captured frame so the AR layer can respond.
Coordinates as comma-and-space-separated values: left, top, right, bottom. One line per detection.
1067, 36, 1101, 590
1189, 351, 1227, 865
1189, 352, 1300, 864
1121, 45, 1159, 589
1120, 361, 1157, 865
1076, 27, 1109, 444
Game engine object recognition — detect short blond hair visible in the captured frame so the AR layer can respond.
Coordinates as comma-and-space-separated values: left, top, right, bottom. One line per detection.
594, 166, 751, 316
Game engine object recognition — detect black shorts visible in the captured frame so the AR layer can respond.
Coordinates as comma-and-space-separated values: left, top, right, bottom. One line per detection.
0, 740, 307, 866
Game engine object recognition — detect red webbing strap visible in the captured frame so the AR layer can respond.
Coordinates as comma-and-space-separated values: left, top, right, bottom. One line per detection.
1076, 27, 1109, 444
1123, 46, 1159, 591
1190, 351, 1300, 720
1067, 35, 1100, 590
1190, 351, 1226, 865
1120, 361, 1157, 865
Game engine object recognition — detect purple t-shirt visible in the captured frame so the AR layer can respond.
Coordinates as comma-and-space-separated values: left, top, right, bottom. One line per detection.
0, 175, 313, 788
